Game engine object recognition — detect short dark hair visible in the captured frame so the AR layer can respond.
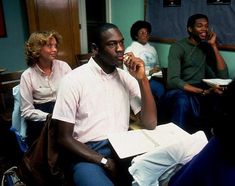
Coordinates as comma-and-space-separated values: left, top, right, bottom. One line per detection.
91, 23, 119, 47
187, 14, 208, 32
130, 20, 152, 41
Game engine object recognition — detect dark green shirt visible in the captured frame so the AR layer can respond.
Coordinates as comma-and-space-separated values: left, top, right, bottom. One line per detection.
167, 38, 228, 89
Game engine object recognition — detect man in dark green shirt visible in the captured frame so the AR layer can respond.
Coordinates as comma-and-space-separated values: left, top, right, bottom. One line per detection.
159, 14, 229, 136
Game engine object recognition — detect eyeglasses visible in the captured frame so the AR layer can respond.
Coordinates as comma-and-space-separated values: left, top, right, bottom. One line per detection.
138, 30, 149, 35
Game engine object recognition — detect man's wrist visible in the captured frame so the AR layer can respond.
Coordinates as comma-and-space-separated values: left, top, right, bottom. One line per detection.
138, 76, 149, 83
201, 89, 206, 96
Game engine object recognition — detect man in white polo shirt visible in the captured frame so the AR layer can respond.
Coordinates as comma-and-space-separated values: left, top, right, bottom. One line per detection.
52, 23, 157, 186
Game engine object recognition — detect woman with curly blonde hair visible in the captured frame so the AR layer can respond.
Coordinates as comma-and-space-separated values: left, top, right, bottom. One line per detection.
20, 30, 71, 147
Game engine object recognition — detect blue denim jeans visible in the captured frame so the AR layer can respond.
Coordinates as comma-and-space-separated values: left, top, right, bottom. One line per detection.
158, 89, 198, 129
158, 88, 221, 138
72, 140, 114, 186
71, 139, 133, 186
149, 78, 165, 101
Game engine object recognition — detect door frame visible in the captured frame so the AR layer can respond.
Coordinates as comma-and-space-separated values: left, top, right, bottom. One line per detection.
78, 0, 111, 53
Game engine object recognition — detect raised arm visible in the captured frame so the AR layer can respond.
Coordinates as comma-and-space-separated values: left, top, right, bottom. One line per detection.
207, 32, 227, 72
123, 53, 157, 129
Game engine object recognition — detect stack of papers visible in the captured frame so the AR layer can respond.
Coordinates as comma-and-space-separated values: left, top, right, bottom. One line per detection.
202, 78, 232, 87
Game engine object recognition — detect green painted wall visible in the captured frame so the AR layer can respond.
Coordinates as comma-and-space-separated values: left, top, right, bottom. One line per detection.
219, 50, 235, 79
111, 0, 144, 48
112, 0, 235, 79
1, 0, 235, 78
0, 0, 28, 72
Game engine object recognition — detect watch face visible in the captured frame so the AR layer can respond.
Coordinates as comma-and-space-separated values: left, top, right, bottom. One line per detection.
101, 157, 108, 165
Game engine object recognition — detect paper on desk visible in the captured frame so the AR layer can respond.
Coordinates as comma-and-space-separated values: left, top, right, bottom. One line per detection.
202, 78, 232, 87
108, 123, 191, 159
151, 70, 163, 78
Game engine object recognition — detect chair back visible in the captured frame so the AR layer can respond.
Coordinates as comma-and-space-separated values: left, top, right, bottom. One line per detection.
75, 53, 93, 66
161, 67, 168, 89
0, 70, 23, 122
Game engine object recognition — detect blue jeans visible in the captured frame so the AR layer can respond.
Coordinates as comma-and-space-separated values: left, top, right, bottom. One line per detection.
149, 78, 165, 102
158, 89, 221, 137
72, 140, 132, 186
72, 139, 134, 186
158, 89, 199, 129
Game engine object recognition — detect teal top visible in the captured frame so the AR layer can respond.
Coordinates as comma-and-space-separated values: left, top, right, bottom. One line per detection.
167, 38, 228, 89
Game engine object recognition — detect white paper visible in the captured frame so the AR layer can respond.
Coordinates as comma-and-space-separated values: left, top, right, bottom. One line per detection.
108, 123, 191, 159
151, 70, 163, 78
202, 78, 232, 86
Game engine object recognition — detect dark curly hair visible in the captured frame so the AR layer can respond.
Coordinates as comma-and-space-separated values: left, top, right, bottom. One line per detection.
130, 20, 152, 41
25, 30, 62, 67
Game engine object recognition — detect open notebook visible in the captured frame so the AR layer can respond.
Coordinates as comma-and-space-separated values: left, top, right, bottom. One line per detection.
108, 123, 191, 159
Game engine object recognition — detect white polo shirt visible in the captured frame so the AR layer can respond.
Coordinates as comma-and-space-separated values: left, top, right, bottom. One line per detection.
52, 58, 141, 143
125, 41, 159, 76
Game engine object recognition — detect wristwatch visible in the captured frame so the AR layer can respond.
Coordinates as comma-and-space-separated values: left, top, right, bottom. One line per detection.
201, 89, 206, 96
100, 157, 108, 167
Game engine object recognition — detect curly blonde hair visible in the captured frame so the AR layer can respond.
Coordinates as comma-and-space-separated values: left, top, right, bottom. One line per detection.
25, 30, 62, 67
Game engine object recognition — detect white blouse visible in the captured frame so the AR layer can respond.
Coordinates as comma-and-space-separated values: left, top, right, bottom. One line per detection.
20, 60, 71, 121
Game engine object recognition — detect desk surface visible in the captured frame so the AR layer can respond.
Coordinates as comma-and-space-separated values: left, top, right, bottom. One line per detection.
0, 68, 6, 73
